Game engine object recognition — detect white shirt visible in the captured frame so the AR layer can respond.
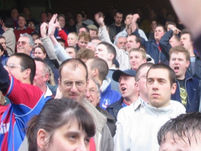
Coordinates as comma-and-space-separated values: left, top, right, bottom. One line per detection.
114, 100, 186, 151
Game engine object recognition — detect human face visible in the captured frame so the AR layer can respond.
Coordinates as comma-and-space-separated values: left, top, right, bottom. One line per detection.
159, 132, 201, 151
129, 51, 146, 70
33, 61, 48, 90
119, 74, 137, 99
169, 52, 190, 80
86, 79, 100, 107
147, 68, 176, 108
95, 44, 109, 62
124, 14, 132, 26
6, 56, 25, 82
76, 14, 83, 23
116, 37, 127, 50
17, 36, 32, 55
0, 38, 6, 50
78, 38, 88, 49
126, 35, 140, 52
34, 39, 43, 46
42, 121, 90, 151
59, 63, 87, 102
67, 34, 78, 47
114, 13, 123, 25
66, 47, 76, 58
154, 26, 165, 42
34, 47, 46, 60
169, 36, 181, 47
180, 34, 193, 50
58, 16, 65, 28
136, 66, 150, 102
18, 16, 26, 28
89, 30, 98, 39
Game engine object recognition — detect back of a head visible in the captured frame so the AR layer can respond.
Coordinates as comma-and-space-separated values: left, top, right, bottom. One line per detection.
27, 98, 95, 151
76, 48, 94, 61
98, 41, 116, 62
89, 58, 109, 81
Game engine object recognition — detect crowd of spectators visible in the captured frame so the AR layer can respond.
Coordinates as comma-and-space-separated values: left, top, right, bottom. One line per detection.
1, 3, 201, 151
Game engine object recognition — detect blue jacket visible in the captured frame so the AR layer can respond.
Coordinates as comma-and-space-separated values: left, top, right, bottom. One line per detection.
106, 97, 124, 120
99, 81, 121, 110
171, 72, 200, 112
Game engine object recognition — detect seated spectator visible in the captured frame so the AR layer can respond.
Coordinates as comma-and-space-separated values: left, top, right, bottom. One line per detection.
87, 24, 98, 39
0, 43, 8, 66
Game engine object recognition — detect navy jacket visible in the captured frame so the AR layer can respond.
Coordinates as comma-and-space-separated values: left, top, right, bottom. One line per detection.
171, 72, 200, 112
133, 29, 169, 64
106, 97, 124, 120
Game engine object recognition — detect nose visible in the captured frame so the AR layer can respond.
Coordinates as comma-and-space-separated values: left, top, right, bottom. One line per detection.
86, 90, 90, 98
70, 83, 78, 92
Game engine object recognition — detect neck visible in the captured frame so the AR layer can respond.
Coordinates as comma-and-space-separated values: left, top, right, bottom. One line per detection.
188, 47, 195, 57
124, 94, 138, 105
40, 84, 48, 93
115, 22, 121, 26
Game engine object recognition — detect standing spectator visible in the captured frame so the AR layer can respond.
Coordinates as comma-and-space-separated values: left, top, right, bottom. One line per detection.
169, 46, 200, 112
114, 64, 185, 151
14, 15, 34, 41
108, 10, 125, 42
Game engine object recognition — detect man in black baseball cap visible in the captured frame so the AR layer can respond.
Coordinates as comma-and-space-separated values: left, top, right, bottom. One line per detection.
107, 69, 139, 120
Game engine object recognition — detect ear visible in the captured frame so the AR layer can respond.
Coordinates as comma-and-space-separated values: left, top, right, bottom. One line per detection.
37, 129, 50, 150
92, 68, 98, 78
170, 83, 177, 95
108, 53, 114, 61
23, 68, 31, 81
186, 60, 190, 68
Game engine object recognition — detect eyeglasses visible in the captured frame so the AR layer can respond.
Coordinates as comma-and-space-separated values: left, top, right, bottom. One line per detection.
6, 63, 24, 70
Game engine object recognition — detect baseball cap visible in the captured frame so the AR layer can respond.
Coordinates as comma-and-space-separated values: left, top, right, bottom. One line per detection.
112, 69, 136, 82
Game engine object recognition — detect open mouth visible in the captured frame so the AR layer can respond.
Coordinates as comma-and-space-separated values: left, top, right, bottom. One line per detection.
121, 87, 127, 92
174, 66, 179, 72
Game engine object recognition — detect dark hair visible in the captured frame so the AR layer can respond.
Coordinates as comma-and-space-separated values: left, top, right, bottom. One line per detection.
89, 58, 109, 81
129, 34, 142, 46
59, 58, 88, 81
27, 98, 95, 151
0, 44, 4, 52
98, 41, 116, 63
147, 63, 176, 85
180, 29, 192, 41
158, 112, 201, 146
33, 44, 47, 55
10, 53, 36, 84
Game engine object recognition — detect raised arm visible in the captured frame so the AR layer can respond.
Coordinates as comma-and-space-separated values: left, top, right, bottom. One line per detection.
48, 14, 71, 62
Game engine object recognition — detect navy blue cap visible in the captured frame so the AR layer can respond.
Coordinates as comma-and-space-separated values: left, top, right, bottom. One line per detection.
112, 69, 136, 82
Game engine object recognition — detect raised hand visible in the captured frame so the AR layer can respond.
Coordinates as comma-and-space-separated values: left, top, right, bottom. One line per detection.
40, 22, 48, 38
94, 12, 105, 27
48, 14, 60, 36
